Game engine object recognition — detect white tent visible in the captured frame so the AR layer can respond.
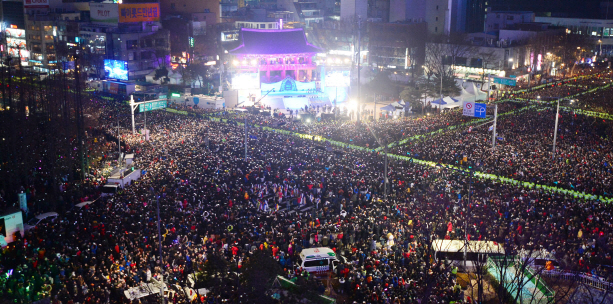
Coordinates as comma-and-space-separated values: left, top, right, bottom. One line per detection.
431, 96, 462, 109
458, 81, 487, 102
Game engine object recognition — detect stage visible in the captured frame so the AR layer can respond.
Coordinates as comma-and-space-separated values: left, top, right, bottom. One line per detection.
235, 76, 345, 110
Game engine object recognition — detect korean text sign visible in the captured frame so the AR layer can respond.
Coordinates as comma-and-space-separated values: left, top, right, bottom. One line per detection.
119, 3, 160, 23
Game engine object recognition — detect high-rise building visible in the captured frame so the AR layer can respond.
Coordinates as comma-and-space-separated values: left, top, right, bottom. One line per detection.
464, 0, 486, 33
159, 0, 220, 24
1, 0, 25, 29
388, 0, 457, 35
340, 0, 367, 21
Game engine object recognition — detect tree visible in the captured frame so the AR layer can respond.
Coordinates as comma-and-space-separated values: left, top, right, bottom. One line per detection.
363, 70, 400, 99
184, 63, 210, 90
400, 79, 436, 114
425, 35, 476, 79
153, 66, 170, 84
424, 36, 475, 97
475, 49, 498, 84
239, 250, 284, 303
194, 251, 231, 288
433, 74, 462, 98
553, 34, 594, 76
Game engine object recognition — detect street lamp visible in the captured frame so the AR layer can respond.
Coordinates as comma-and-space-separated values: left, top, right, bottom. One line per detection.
598, 40, 603, 57
436, 162, 480, 270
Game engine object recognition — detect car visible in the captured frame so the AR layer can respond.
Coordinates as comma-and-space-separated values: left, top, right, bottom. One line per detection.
24, 212, 59, 231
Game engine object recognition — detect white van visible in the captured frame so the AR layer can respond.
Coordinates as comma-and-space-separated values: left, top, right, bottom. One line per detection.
101, 184, 119, 196
297, 247, 343, 275
24, 212, 59, 231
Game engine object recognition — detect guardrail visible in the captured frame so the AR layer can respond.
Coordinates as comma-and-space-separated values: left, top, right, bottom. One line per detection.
538, 268, 613, 292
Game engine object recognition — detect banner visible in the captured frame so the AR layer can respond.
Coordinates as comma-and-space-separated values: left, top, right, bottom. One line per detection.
119, 3, 160, 23
90, 3, 119, 24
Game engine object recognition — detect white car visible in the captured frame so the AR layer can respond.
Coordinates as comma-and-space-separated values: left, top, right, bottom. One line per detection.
24, 212, 59, 231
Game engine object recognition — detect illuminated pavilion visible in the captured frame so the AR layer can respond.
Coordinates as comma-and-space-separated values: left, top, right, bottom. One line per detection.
229, 28, 322, 83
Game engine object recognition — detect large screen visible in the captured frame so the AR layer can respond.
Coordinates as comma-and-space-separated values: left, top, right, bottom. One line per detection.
104, 59, 128, 81
232, 73, 260, 90
325, 70, 350, 87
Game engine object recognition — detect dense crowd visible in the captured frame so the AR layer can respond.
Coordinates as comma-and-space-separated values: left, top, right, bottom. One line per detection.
573, 86, 613, 113
1, 102, 612, 304
394, 107, 613, 195
1, 71, 613, 304
499, 73, 612, 102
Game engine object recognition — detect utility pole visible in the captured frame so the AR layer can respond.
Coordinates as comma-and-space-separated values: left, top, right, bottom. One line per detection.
155, 194, 165, 304
74, 55, 86, 180
244, 116, 248, 161
491, 104, 498, 149
439, 56, 444, 102
373, 94, 377, 121
552, 99, 560, 159
117, 116, 121, 167
384, 144, 388, 200
487, 74, 492, 101
464, 165, 472, 270
356, 16, 362, 122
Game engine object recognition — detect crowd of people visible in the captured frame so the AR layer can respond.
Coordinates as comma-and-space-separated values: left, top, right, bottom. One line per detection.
393, 106, 613, 195
1, 71, 612, 304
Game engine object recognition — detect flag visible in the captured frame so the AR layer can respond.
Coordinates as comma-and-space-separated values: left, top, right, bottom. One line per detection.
468, 126, 473, 133
249, 135, 258, 139
488, 125, 493, 131
276, 204, 279, 211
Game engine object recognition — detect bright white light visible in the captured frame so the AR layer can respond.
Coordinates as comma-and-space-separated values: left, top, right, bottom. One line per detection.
242, 60, 247, 65
306, 119, 311, 123
250, 60, 257, 66
297, 114, 301, 119
325, 71, 350, 87
233, 60, 239, 66
335, 58, 341, 64
231, 73, 260, 89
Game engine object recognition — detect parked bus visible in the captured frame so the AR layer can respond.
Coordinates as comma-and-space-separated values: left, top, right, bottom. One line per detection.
432, 239, 505, 270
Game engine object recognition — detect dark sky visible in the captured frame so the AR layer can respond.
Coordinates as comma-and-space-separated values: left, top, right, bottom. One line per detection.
490, 0, 605, 19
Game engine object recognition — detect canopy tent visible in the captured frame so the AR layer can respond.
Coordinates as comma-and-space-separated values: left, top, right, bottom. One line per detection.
431, 96, 462, 109
380, 104, 396, 112
431, 98, 446, 105
444, 96, 459, 103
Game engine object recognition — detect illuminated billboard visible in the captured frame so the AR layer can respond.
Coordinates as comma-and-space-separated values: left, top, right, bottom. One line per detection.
23, 0, 48, 8
5, 28, 25, 39
90, 3, 119, 24
232, 73, 260, 90
325, 70, 350, 87
7, 38, 26, 49
104, 59, 129, 81
119, 3, 160, 23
